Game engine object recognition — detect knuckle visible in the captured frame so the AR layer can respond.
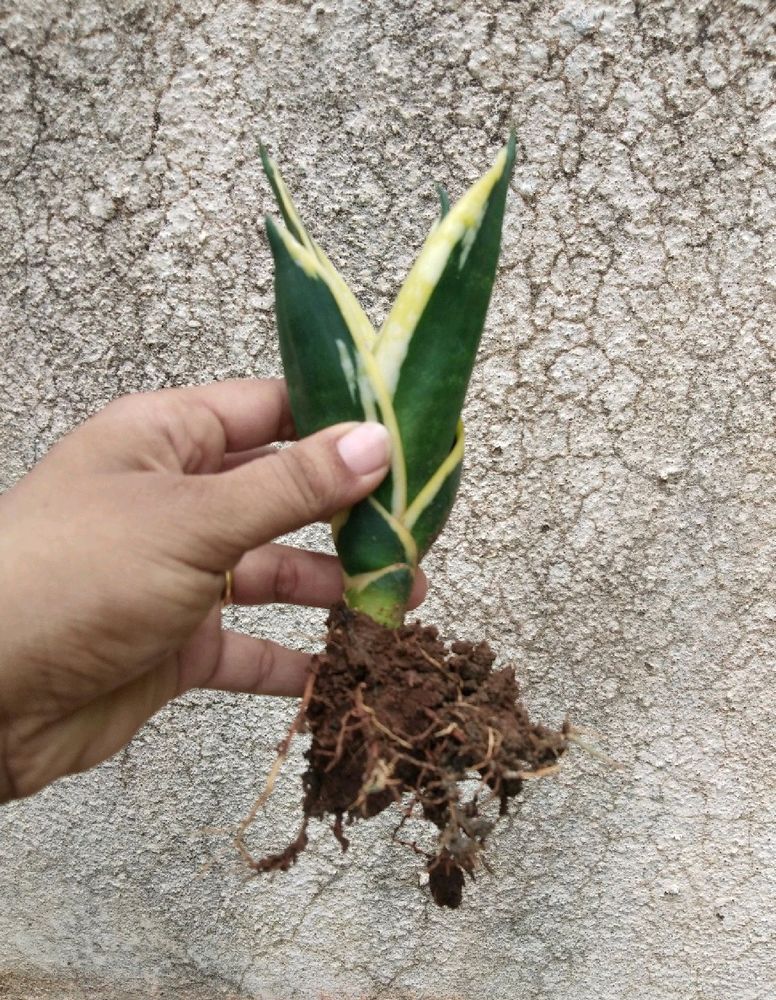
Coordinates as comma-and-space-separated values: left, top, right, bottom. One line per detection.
272, 552, 300, 604
252, 640, 277, 694
280, 446, 337, 518
102, 390, 155, 423
3, 726, 38, 802
0, 744, 20, 803
102, 392, 138, 416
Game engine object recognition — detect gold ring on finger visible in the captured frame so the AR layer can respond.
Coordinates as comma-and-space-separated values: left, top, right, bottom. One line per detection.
221, 568, 234, 608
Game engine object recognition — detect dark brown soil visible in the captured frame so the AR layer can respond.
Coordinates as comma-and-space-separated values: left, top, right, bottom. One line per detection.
245, 604, 567, 908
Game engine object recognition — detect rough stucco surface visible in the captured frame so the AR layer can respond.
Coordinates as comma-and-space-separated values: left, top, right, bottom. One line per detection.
0, 0, 774, 997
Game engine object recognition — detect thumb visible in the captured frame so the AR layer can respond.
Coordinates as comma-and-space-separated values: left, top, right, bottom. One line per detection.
199, 421, 392, 561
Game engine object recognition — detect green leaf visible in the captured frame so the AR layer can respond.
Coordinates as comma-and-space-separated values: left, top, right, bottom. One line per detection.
266, 216, 367, 436
336, 498, 414, 577
263, 151, 412, 509
377, 134, 516, 504
405, 422, 464, 559
261, 144, 310, 249
261, 149, 377, 349
411, 459, 461, 559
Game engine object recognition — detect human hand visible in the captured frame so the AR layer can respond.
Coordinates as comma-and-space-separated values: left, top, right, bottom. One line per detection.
0, 378, 426, 802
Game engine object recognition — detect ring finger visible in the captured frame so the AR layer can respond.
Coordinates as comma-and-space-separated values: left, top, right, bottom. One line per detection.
229, 543, 428, 610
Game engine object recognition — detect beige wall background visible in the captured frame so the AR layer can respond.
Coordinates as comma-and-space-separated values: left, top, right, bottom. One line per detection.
1, 1, 774, 998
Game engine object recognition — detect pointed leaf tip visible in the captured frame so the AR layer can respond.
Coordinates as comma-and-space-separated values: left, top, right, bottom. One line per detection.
435, 184, 451, 218
259, 142, 275, 182
506, 128, 516, 162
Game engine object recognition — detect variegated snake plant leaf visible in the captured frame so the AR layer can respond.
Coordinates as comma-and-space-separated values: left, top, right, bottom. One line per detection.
262, 136, 516, 627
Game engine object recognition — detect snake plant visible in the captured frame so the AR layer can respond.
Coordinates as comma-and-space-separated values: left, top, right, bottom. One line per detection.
262, 136, 516, 627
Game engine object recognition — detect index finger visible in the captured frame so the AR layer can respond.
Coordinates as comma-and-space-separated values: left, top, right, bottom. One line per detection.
182, 377, 296, 453
61, 378, 298, 475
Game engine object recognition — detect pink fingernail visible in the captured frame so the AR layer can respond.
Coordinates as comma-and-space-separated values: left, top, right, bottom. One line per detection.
337, 423, 392, 475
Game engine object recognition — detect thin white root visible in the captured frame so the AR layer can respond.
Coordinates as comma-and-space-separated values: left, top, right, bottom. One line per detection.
503, 763, 562, 780
234, 670, 316, 865
566, 732, 624, 770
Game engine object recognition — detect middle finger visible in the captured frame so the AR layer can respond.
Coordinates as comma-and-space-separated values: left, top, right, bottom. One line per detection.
230, 543, 428, 610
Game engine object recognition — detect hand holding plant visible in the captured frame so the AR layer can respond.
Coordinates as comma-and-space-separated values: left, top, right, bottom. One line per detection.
0, 380, 402, 802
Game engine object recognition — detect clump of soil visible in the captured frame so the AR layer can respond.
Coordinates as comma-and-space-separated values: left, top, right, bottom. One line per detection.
239, 604, 567, 908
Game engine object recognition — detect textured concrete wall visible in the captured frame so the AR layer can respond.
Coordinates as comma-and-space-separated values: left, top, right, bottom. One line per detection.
1, 1, 774, 998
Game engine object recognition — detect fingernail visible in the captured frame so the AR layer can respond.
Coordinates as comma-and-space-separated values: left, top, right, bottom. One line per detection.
337, 423, 392, 475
